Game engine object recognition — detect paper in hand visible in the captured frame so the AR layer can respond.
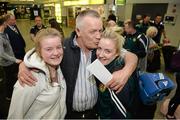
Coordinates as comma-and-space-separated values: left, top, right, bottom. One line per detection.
86, 59, 112, 85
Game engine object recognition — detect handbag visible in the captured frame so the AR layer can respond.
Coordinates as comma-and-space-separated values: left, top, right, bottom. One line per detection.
171, 50, 180, 72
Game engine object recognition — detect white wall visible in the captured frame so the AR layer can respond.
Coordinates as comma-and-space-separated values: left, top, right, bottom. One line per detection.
124, 3, 133, 20
124, 0, 180, 46
116, 5, 125, 21
165, 3, 180, 46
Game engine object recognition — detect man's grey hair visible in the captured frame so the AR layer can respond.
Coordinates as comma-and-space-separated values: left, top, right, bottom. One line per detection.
76, 9, 101, 29
6, 13, 15, 19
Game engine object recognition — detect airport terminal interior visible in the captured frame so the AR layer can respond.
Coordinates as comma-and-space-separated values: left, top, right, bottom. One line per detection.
0, 0, 180, 119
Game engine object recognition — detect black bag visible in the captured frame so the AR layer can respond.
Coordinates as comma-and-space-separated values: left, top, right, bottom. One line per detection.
162, 46, 177, 71
171, 50, 180, 72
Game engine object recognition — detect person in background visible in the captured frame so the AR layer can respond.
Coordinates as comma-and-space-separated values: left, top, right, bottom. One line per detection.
18, 9, 138, 119
0, 15, 22, 100
96, 27, 139, 119
105, 21, 124, 36
123, 19, 148, 71
146, 26, 158, 48
166, 72, 180, 119
30, 16, 46, 41
146, 26, 158, 71
103, 19, 117, 31
49, 18, 64, 38
150, 14, 166, 44
106, 20, 117, 28
149, 14, 167, 71
108, 10, 116, 22
136, 14, 151, 34
8, 28, 66, 119
4, 13, 26, 60
108, 26, 124, 36
134, 14, 142, 25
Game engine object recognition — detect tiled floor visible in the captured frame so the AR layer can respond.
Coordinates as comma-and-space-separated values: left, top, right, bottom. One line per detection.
0, 19, 177, 119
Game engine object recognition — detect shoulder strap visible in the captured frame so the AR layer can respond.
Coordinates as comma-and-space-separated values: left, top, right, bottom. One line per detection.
136, 34, 149, 52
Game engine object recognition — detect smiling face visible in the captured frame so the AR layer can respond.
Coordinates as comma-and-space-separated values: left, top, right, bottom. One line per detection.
96, 38, 118, 65
34, 28, 63, 68
96, 28, 124, 65
40, 36, 63, 68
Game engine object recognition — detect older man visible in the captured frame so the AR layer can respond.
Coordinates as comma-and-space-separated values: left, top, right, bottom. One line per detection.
5, 13, 26, 60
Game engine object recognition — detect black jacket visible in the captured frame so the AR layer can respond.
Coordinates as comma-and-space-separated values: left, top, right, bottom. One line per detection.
60, 31, 97, 117
4, 25, 26, 59
97, 57, 139, 119
123, 32, 148, 58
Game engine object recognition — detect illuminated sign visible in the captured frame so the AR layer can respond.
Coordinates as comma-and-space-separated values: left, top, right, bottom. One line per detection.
64, 0, 104, 6
55, 3, 61, 23
115, 0, 125, 5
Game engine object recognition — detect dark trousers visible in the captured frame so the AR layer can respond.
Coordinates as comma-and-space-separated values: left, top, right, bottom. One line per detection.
0, 66, 4, 79
167, 72, 180, 116
65, 106, 98, 119
162, 46, 177, 71
147, 50, 161, 72
3, 63, 18, 98
136, 100, 157, 119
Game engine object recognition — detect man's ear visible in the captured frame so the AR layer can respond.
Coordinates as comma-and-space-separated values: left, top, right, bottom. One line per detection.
75, 28, 80, 37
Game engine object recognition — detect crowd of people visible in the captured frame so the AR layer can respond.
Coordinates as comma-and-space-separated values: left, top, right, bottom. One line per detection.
0, 9, 179, 119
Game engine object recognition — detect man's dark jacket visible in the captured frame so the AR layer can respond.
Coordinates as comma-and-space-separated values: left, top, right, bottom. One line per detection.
4, 25, 26, 59
60, 31, 97, 118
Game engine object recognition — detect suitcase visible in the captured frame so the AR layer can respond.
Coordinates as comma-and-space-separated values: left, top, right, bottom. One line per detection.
139, 73, 175, 105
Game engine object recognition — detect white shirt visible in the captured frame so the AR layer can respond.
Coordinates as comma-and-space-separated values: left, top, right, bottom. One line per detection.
72, 39, 98, 112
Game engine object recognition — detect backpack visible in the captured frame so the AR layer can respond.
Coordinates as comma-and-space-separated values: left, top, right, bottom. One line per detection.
138, 72, 175, 105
